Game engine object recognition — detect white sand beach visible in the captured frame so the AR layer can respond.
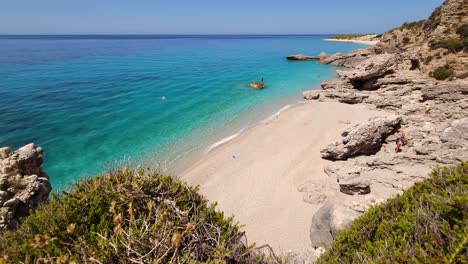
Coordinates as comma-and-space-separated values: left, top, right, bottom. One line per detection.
323, 38, 380, 45
180, 101, 390, 252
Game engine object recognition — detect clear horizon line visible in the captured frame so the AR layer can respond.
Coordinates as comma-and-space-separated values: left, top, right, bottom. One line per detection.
0, 33, 376, 36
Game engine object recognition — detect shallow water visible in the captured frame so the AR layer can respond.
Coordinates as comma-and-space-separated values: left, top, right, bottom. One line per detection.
0, 35, 366, 189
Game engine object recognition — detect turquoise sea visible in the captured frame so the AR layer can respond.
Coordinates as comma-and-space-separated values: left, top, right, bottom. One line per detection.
0, 35, 366, 189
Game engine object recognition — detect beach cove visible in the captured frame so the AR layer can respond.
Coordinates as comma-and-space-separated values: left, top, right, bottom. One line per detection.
0, 35, 367, 189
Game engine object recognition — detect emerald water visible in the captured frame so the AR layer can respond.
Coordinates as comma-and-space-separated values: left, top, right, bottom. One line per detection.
0, 35, 366, 188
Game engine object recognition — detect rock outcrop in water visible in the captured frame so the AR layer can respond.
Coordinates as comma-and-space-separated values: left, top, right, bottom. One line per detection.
286, 54, 319, 61
0, 144, 51, 229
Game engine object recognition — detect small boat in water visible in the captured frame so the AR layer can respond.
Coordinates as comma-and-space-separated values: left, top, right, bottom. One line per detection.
249, 82, 265, 89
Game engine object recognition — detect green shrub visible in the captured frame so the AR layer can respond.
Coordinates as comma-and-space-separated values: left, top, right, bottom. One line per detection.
403, 37, 411, 45
0, 169, 270, 263
432, 38, 465, 52
432, 65, 454, 80
317, 162, 468, 263
329, 34, 367, 40
424, 55, 434, 65
456, 23, 468, 38
401, 20, 425, 30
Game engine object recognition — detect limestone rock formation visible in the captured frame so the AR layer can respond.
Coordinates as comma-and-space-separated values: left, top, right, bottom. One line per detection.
303, 90, 321, 100
309, 203, 362, 247
325, 163, 371, 195
319, 49, 372, 68
0, 144, 51, 229
336, 54, 396, 90
441, 118, 468, 145
321, 116, 402, 160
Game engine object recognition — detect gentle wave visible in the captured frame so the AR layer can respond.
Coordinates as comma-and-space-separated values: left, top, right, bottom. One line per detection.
205, 128, 246, 154
204, 101, 303, 154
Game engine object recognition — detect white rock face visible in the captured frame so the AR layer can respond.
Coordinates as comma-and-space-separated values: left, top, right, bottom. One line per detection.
0, 144, 51, 229
320, 116, 402, 160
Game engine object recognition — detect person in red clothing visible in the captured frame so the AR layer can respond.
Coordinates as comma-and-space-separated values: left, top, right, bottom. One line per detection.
395, 132, 407, 153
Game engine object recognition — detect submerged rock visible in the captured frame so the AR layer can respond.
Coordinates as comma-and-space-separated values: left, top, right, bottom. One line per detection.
0, 144, 51, 229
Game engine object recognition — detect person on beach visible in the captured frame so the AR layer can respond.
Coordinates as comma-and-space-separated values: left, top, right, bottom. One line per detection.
261, 77, 264, 84
424, 103, 431, 116
395, 132, 407, 153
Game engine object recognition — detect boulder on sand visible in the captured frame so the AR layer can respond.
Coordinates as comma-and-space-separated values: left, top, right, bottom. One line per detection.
309, 203, 362, 247
321, 115, 402, 160
303, 90, 321, 100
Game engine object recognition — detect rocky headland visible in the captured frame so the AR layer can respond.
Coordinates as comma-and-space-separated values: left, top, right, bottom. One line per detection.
298, 0, 468, 257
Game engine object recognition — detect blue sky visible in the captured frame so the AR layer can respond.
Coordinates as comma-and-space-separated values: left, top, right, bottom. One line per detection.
0, 0, 444, 34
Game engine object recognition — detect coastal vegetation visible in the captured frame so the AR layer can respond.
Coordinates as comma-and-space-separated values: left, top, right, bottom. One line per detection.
329, 34, 368, 40
431, 23, 468, 53
401, 20, 425, 30
432, 38, 466, 52
431, 65, 454, 80
317, 162, 468, 263
0, 168, 270, 263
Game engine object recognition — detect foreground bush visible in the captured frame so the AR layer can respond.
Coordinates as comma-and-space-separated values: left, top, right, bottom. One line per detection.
0, 168, 270, 263
317, 162, 467, 263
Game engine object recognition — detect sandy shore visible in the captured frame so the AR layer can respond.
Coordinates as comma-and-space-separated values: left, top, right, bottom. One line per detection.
180, 101, 390, 252
323, 38, 379, 45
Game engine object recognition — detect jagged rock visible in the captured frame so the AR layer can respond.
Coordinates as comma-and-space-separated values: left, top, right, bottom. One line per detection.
287, 54, 318, 61
309, 203, 362, 247
336, 54, 396, 90
320, 79, 352, 90
319, 49, 372, 68
303, 90, 321, 100
325, 163, 371, 195
337, 93, 369, 104
0, 144, 51, 229
0, 148, 11, 159
420, 83, 468, 102
318, 52, 329, 60
440, 118, 468, 145
321, 116, 402, 160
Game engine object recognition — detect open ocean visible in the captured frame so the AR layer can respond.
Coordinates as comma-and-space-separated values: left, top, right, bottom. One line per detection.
0, 35, 366, 189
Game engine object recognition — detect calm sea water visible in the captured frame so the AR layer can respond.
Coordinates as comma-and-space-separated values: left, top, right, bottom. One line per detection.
0, 35, 366, 189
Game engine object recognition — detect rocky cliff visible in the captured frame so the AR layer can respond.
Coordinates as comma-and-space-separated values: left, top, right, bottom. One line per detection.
301, 0, 468, 254
372, 0, 468, 78
0, 144, 51, 229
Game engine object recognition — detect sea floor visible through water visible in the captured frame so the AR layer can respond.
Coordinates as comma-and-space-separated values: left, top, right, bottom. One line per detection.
0, 35, 367, 189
